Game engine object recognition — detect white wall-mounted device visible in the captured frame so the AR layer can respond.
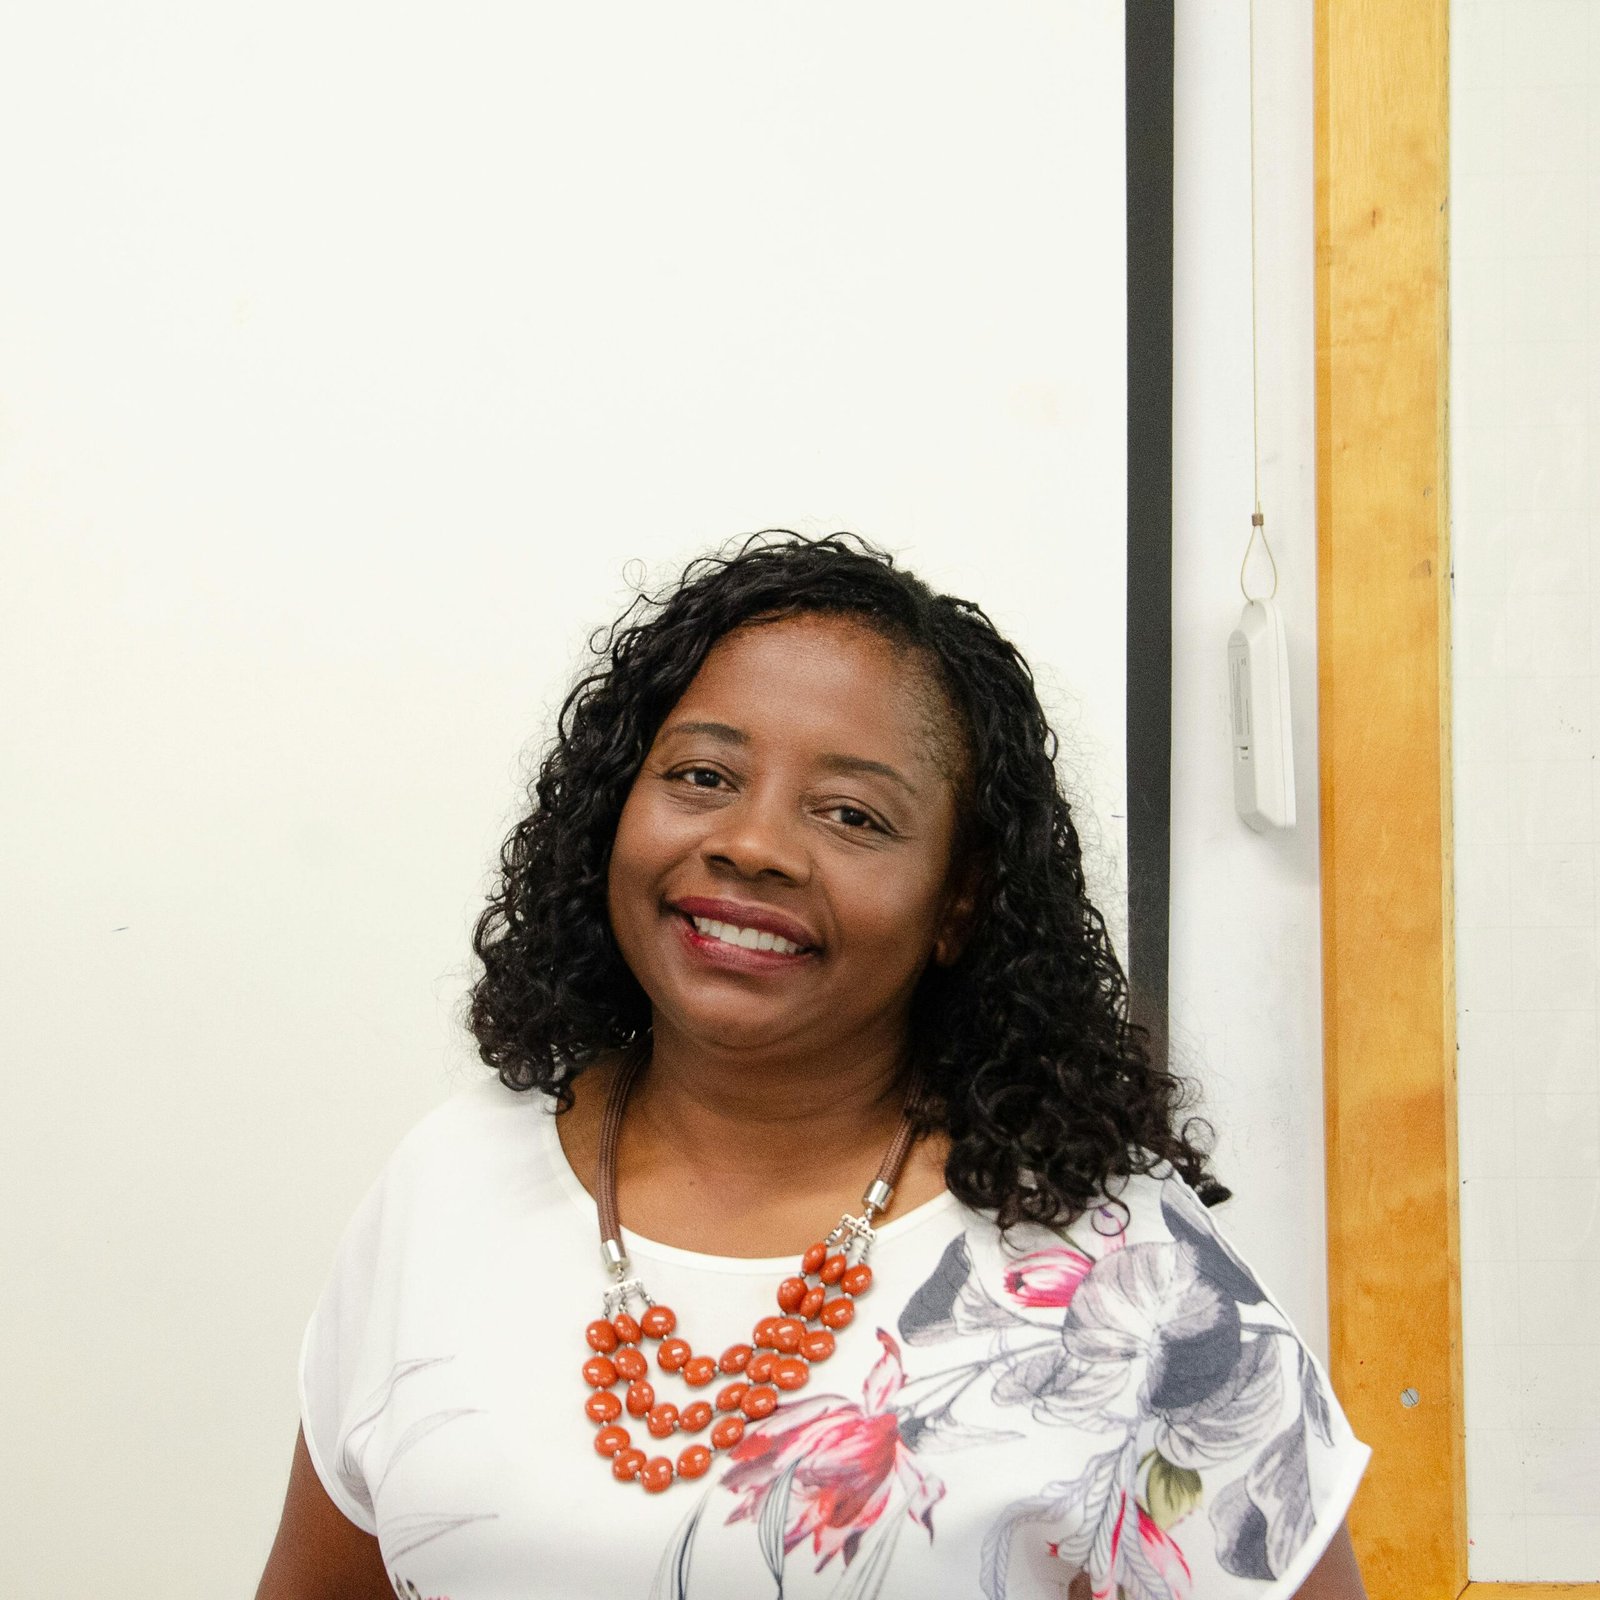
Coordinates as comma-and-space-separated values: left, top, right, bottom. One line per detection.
1228, 598, 1295, 831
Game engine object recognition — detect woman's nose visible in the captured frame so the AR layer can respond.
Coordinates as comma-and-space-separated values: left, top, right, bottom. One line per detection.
700, 791, 811, 883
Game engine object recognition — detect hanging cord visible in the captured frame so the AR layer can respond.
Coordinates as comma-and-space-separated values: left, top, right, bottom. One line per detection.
1240, 0, 1279, 604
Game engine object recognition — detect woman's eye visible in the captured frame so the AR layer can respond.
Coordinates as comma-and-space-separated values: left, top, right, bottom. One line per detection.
826, 804, 882, 831
673, 766, 725, 789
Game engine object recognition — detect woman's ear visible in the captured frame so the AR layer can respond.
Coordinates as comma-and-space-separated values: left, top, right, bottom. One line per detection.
932, 853, 986, 967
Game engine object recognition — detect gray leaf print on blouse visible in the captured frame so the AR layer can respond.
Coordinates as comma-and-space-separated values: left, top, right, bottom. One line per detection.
649, 1493, 706, 1600
375, 1408, 483, 1494
1160, 1182, 1268, 1307
902, 1415, 1026, 1456
1298, 1345, 1336, 1448
900, 1235, 971, 1345
335, 1357, 497, 1564
384, 1511, 498, 1562
1153, 1331, 1283, 1471
989, 1344, 1071, 1404
979, 1445, 1121, 1599
757, 1459, 798, 1590
1062, 1243, 1241, 1412
1210, 1416, 1315, 1580
991, 1341, 1130, 1431
337, 1356, 453, 1506
899, 1235, 1029, 1347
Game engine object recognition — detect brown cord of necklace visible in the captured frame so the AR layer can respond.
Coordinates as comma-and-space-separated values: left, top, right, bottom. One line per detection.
578, 1054, 925, 1494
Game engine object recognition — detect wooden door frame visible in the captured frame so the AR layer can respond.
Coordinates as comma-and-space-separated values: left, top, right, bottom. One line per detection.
1315, 2, 1596, 1596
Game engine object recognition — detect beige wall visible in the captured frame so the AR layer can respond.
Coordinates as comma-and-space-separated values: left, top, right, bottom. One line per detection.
0, 4, 1132, 1590
1451, 0, 1600, 1579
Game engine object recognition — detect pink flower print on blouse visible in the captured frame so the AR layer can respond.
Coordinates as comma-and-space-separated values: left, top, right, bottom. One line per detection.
1002, 1204, 1126, 1310
721, 1330, 946, 1572
1003, 1246, 1094, 1309
1099, 1494, 1193, 1600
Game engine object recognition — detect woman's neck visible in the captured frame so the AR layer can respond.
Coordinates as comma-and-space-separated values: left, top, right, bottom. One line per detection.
558, 1026, 946, 1258
626, 1026, 913, 1184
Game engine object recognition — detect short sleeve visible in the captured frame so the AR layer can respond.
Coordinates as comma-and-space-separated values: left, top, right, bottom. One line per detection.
297, 1165, 390, 1533
1117, 1175, 1372, 1598
985, 1173, 1371, 1599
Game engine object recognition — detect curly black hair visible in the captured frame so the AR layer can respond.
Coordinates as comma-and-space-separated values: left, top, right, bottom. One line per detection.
467, 530, 1227, 1229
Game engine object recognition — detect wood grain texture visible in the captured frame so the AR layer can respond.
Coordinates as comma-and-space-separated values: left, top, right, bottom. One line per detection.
1462, 1589, 1600, 1600
1314, 1, 1463, 1596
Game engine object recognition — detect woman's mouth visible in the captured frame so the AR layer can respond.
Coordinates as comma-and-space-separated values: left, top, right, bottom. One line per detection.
671, 908, 817, 969
683, 912, 807, 956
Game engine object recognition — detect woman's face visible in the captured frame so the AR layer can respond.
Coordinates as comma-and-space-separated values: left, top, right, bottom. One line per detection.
606, 612, 973, 1061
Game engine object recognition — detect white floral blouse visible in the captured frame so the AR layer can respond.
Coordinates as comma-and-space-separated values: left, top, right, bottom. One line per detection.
299, 1079, 1370, 1599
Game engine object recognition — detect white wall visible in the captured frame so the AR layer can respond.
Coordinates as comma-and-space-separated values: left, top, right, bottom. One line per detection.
0, 4, 1130, 1591
1169, 0, 1332, 1356
1451, 0, 1600, 1580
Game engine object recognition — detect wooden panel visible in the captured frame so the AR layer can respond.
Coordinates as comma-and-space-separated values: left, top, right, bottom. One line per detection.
1463, 1588, 1600, 1600
1313, 1, 1463, 1596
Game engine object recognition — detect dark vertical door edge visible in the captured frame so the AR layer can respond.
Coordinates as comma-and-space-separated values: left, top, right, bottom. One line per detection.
1124, 1, 1175, 1065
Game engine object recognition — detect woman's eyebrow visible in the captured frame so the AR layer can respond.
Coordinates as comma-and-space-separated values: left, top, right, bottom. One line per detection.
661, 721, 919, 797
661, 719, 748, 746
816, 752, 919, 797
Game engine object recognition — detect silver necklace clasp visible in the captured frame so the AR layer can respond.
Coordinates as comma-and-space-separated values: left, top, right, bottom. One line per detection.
824, 1175, 893, 1261
599, 1241, 655, 1317
826, 1208, 878, 1262
602, 1275, 655, 1318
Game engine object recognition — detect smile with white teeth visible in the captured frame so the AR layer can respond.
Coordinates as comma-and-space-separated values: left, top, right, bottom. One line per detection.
689, 916, 805, 956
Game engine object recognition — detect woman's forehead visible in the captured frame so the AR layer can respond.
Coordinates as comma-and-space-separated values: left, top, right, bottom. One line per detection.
664, 614, 959, 778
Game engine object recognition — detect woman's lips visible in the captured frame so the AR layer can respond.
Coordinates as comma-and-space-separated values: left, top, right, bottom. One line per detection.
672, 910, 818, 971
670, 896, 818, 951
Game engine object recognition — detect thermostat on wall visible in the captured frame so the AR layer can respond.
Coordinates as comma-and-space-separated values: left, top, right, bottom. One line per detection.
1228, 598, 1296, 831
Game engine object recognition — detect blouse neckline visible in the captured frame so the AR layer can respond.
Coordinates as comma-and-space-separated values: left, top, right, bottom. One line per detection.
534, 1098, 963, 1276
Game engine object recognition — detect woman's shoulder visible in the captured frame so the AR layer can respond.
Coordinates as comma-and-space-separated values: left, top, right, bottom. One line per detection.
922, 1160, 1278, 1325
938, 1159, 1235, 1248
1089, 1161, 1284, 1314
406, 1069, 552, 1134
1099, 1160, 1248, 1253
895, 1166, 1369, 1600
375, 1072, 560, 1189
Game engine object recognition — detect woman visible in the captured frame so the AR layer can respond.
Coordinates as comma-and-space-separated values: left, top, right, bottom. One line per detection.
258, 533, 1370, 1599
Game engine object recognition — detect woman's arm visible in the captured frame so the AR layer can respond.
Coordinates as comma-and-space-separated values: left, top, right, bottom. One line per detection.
1292, 1522, 1368, 1600
255, 1426, 394, 1600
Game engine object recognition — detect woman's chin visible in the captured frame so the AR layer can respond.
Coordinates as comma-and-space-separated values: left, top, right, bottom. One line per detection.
647, 994, 821, 1058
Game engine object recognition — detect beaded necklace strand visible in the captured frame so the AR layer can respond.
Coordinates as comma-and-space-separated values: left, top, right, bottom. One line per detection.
580, 1053, 922, 1493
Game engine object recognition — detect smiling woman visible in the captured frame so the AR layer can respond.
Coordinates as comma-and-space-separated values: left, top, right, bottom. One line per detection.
257, 531, 1372, 1600
606, 617, 971, 1086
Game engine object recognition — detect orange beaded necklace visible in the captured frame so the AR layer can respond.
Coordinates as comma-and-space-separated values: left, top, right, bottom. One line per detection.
581, 1052, 922, 1494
